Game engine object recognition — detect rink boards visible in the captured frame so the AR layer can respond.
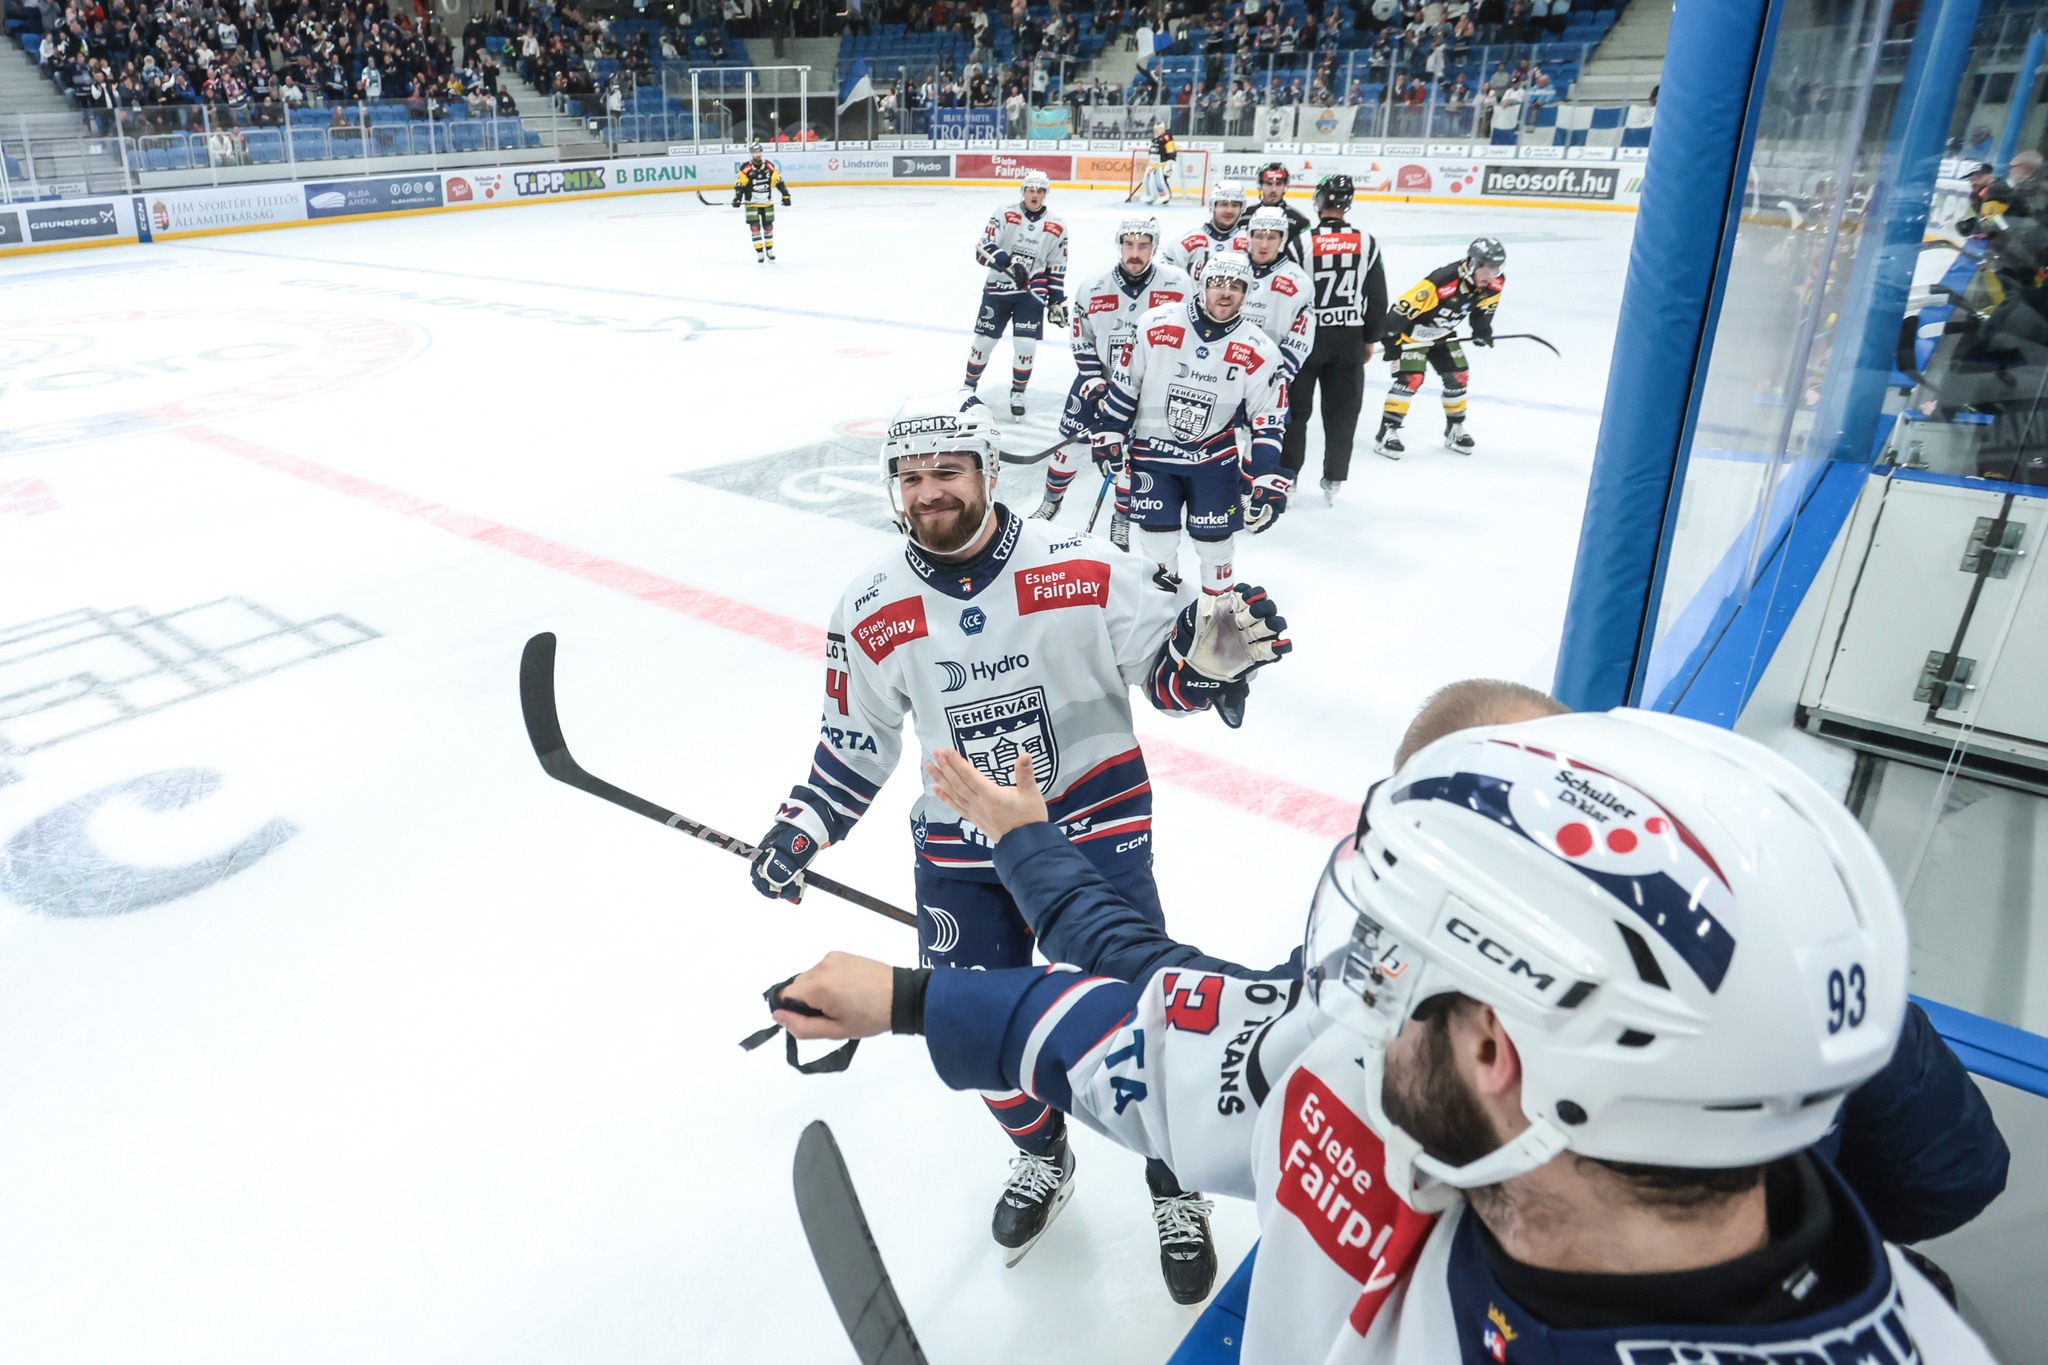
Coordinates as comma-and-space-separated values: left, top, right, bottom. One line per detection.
0, 142, 1642, 257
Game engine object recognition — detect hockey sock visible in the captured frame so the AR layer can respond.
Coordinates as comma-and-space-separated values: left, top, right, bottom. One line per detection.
1192, 534, 1235, 597
985, 1090, 1060, 1154
965, 340, 994, 388
1113, 460, 1134, 519
1138, 526, 1180, 573
1441, 369, 1469, 422
1011, 341, 1036, 390
1044, 444, 1082, 498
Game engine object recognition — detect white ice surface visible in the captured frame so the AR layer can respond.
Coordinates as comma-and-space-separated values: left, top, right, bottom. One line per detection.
0, 186, 1632, 1364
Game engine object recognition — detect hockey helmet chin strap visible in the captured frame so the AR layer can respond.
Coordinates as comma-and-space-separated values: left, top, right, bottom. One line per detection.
1355, 1043, 1573, 1212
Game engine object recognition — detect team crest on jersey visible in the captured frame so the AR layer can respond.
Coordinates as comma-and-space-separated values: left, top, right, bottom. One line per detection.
1165, 384, 1217, 441
945, 686, 1058, 789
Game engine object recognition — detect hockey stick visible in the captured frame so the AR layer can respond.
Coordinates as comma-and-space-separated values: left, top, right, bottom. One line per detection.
1085, 470, 1114, 532
519, 633, 916, 927
1478, 332, 1559, 356
795, 1121, 929, 1365
998, 437, 1072, 466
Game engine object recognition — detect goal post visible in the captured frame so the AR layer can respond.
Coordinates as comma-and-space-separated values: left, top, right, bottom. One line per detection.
1126, 147, 1211, 203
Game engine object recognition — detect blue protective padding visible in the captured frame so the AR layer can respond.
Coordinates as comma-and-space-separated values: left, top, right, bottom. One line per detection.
1167, 1244, 1257, 1364
1661, 457, 1867, 723
1916, 996, 2048, 1099
1994, 30, 2045, 176
1552, 0, 1782, 711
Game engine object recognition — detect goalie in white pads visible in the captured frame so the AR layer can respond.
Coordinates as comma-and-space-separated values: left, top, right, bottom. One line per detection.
1032, 216, 1194, 532
1162, 180, 1250, 280
1095, 251, 1293, 597
769, 709, 2000, 1365
966, 170, 1070, 418
747, 391, 1294, 1301
1237, 207, 1316, 386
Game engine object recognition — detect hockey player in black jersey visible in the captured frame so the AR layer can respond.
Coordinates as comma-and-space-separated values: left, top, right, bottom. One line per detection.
1254, 161, 1313, 264
1376, 236, 1505, 459
731, 141, 791, 262
1278, 174, 1388, 503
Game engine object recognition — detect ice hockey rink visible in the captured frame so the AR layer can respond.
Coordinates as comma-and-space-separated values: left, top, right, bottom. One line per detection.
0, 185, 1634, 1364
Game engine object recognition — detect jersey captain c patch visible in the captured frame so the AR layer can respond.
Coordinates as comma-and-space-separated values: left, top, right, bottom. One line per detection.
945, 685, 1059, 789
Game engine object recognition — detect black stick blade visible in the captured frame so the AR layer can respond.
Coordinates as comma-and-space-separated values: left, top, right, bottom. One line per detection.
794, 1122, 928, 1365
519, 632, 576, 779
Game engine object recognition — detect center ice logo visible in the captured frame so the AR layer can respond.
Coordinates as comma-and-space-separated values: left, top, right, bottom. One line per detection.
944, 686, 1058, 789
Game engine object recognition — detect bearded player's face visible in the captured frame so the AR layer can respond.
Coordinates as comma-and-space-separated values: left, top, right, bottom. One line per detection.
896, 453, 988, 555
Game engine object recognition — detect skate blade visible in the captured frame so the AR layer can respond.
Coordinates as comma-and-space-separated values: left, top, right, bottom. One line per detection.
1000, 1176, 1078, 1268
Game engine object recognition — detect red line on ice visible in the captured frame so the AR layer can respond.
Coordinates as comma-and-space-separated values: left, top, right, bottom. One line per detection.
179, 425, 1356, 839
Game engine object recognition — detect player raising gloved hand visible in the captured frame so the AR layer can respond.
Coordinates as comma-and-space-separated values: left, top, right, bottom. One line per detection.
1149, 582, 1292, 728
748, 818, 821, 902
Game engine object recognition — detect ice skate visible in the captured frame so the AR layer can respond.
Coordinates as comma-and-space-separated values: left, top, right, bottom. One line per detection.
1010, 386, 1028, 418
1374, 421, 1405, 461
1444, 419, 1476, 455
992, 1130, 1077, 1267
1109, 512, 1131, 550
1152, 1182, 1219, 1305
1320, 478, 1343, 505
1030, 489, 1063, 520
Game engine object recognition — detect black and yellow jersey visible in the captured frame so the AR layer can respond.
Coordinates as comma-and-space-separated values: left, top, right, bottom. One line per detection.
734, 158, 789, 205
1151, 132, 1177, 165
1383, 262, 1503, 344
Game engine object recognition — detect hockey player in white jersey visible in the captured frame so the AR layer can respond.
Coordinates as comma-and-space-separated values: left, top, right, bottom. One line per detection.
1239, 207, 1315, 385
1031, 216, 1193, 534
966, 170, 1070, 419
1161, 179, 1249, 280
1096, 252, 1293, 596
768, 710, 2001, 1364
747, 390, 1294, 1302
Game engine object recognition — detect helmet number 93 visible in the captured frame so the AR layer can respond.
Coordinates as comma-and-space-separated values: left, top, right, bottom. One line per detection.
1825, 964, 1868, 1034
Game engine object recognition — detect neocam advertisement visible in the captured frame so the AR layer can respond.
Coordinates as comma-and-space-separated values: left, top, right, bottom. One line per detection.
305, 177, 444, 218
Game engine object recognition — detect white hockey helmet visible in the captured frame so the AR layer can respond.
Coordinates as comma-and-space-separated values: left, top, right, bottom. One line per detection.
1202, 250, 1254, 292
1245, 206, 1290, 238
1019, 169, 1051, 194
1304, 709, 1908, 1198
879, 390, 1001, 550
1116, 214, 1161, 246
1210, 179, 1247, 208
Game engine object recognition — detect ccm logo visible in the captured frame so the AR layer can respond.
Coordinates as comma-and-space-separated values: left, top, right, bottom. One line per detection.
1015, 559, 1110, 614
852, 596, 929, 662
1147, 323, 1186, 348
1445, 917, 1558, 994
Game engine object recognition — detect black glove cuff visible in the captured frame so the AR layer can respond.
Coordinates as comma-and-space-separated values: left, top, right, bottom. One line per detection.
891, 967, 931, 1035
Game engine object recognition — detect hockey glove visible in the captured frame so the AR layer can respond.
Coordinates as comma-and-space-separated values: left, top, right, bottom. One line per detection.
1245, 472, 1291, 534
731, 196, 743, 208
1468, 332, 1494, 348
1159, 585, 1292, 728
749, 820, 820, 903
1382, 336, 1404, 364
780, 196, 792, 207
1048, 300, 1071, 331
1090, 430, 1125, 477
1077, 375, 1109, 404
1007, 262, 1032, 292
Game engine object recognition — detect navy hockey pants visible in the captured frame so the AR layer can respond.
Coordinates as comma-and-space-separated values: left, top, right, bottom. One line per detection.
1128, 452, 1245, 539
974, 288, 1047, 341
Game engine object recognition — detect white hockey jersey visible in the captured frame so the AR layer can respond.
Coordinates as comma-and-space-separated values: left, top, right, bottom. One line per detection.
1098, 299, 1291, 471
1241, 256, 1317, 382
921, 966, 2002, 1365
777, 510, 1196, 880
974, 201, 1071, 297
1162, 220, 1251, 280
1069, 260, 1196, 380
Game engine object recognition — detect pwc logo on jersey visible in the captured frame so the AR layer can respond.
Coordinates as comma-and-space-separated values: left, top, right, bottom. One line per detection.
852, 596, 929, 663
1147, 323, 1187, 349
1015, 559, 1111, 614
1279, 1069, 1438, 1336
1225, 340, 1264, 373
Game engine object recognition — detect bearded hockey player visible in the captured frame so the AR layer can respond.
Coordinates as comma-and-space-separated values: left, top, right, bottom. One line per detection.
747, 391, 1293, 1303
1032, 216, 1194, 538
1162, 180, 1250, 280
730, 141, 791, 262
1377, 236, 1505, 459
1096, 252, 1293, 596
967, 170, 1070, 418
1238, 207, 1315, 386
769, 710, 2001, 1363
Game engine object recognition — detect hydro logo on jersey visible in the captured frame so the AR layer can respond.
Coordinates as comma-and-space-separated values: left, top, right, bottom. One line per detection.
945, 685, 1058, 788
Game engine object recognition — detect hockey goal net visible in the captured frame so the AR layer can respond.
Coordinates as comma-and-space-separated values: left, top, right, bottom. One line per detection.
1127, 147, 1212, 204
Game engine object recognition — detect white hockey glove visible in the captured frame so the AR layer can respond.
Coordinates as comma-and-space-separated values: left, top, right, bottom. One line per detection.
1047, 300, 1071, 331
1089, 429, 1125, 477
1244, 472, 1291, 534
1163, 584, 1292, 729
